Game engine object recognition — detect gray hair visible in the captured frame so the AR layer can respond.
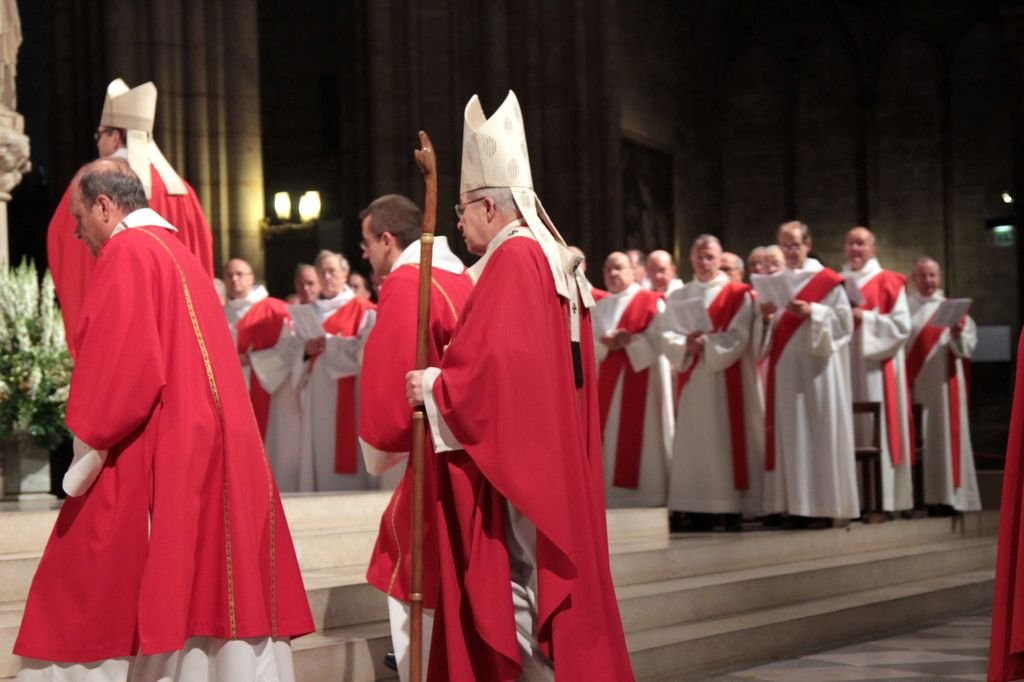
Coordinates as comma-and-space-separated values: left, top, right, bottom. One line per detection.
466, 187, 519, 215
314, 249, 350, 273
77, 158, 148, 213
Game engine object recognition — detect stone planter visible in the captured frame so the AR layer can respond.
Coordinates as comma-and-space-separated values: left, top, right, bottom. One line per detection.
0, 431, 55, 500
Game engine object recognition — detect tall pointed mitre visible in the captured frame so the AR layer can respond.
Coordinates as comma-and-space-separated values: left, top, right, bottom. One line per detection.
459, 90, 593, 309
98, 78, 186, 198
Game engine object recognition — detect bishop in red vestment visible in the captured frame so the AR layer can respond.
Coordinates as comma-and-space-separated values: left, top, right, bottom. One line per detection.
16, 159, 312, 679
407, 91, 633, 681
47, 79, 214, 357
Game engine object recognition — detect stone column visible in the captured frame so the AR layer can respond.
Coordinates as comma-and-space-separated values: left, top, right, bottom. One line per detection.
0, 107, 29, 268
0, 0, 28, 268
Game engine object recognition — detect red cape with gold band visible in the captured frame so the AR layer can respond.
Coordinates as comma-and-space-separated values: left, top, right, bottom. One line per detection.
426, 237, 634, 681
235, 297, 292, 439
46, 165, 215, 357
360, 264, 473, 607
15, 225, 313, 662
989, 327, 1024, 680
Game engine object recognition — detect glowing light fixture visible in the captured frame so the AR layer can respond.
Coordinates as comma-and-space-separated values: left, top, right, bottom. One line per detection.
298, 191, 322, 222
273, 192, 291, 221
1003, 192, 1014, 204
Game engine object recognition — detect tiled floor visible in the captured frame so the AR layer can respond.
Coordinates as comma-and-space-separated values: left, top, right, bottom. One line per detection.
703, 612, 990, 681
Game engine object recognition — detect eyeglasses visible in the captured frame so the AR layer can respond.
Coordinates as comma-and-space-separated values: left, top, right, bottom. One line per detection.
93, 128, 112, 142
454, 197, 486, 220
779, 242, 805, 251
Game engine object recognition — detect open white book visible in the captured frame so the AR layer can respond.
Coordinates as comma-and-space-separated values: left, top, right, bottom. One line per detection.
927, 298, 972, 327
751, 272, 796, 308
667, 297, 713, 335
287, 304, 326, 341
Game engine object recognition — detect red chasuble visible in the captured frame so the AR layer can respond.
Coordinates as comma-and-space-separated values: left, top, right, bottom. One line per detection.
235, 297, 292, 439
990, 328, 1024, 680
676, 282, 752, 490
15, 226, 313, 662
597, 289, 662, 489
360, 265, 473, 608
426, 237, 634, 681
858, 270, 911, 466
321, 296, 376, 474
765, 268, 845, 470
47, 166, 215, 357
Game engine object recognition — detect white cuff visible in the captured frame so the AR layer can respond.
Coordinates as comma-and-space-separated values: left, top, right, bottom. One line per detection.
63, 436, 108, 497
422, 367, 463, 453
359, 437, 408, 475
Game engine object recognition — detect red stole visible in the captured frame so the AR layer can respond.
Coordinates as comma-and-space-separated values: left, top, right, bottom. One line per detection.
675, 282, 752, 490
906, 309, 963, 488
765, 268, 844, 470
597, 289, 662, 489
234, 298, 290, 440
857, 270, 911, 466
322, 297, 376, 474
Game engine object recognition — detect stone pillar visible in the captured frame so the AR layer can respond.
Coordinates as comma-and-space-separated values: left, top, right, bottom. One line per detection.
0, 0, 28, 268
0, 107, 29, 268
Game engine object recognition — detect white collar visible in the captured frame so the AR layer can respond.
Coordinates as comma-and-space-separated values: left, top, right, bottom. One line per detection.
840, 257, 881, 282
313, 286, 355, 315
225, 284, 268, 311
467, 220, 533, 283
693, 272, 727, 290
790, 257, 824, 274
607, 282, 641, 299
911, 288, 944, 304
391, 235, 465, 275
109, 207, 178, 239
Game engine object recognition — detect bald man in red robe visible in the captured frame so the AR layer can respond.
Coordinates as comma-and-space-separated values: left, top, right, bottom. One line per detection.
16, 159, 312, 680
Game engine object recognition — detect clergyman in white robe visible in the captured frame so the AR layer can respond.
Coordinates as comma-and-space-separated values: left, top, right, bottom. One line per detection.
761, 223, 859, 521
662, 270, 764, 517
908, 268, 982, 512
842, 252, 913, 512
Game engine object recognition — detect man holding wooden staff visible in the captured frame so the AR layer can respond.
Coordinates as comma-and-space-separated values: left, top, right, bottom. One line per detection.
357, 193, 473, 681
406, 91, 634, 680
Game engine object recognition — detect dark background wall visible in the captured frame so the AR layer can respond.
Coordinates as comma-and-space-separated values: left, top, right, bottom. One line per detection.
8, 0, 1024, 454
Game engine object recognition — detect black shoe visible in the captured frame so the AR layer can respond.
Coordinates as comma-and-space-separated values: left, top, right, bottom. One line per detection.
383, 651, 397, 671
722, 514, 743, 532
781, 515, 810, 530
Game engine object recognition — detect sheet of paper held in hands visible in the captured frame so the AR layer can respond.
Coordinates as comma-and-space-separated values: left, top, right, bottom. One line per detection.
751, 272, 796, 308
927, 298, 972, 328
287, 304, 326, 341
843, 277, 865, 306
667, 297, 713, 335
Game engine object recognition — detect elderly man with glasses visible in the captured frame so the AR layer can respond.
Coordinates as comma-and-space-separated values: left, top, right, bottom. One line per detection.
759, 220, 859, 528
47, 78, 213, 357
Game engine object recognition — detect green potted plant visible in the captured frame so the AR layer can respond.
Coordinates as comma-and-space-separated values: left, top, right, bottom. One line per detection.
0, 259, 71, 499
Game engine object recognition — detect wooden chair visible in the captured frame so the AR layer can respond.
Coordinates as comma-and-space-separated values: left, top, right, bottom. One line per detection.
853, 401, 885, 523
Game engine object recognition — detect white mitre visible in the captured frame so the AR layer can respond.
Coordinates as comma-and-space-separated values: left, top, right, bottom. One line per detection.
100, 78, 186, 198
459, 90, 594, 310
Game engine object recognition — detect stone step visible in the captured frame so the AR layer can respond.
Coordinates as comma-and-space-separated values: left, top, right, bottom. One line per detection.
291, 621, 396, 682
611, 512, 997, 587
615, 536, 995, 633
627, 568, 995, 682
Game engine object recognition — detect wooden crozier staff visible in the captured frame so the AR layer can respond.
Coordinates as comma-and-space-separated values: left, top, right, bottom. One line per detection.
409, 129, 436, 682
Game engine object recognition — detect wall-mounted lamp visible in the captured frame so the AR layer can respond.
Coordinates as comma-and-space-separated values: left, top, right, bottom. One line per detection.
273, 192, 291, 221
298, 190, 322, 222
1003, 192, 1014, 205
